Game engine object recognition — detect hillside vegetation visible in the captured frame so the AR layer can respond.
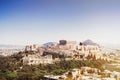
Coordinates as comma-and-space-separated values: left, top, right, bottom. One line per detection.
0, 52, 108, 80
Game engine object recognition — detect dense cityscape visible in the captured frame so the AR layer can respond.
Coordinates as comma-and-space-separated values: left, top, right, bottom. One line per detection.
0, 39, 120, 80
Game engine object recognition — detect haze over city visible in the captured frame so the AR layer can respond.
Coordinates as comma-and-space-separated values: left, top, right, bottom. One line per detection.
0, 0, 120, 45
1, 1, 120, 80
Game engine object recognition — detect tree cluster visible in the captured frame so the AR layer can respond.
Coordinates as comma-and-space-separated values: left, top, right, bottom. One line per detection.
0, 52, 107, 80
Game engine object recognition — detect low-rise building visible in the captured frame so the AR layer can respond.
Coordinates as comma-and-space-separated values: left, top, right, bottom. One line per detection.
0, 48, 23, 56
44, 67, 120, 80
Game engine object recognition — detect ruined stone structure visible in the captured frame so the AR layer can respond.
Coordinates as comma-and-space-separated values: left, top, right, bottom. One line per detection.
22, 55, 53, 65
59, 40, 77, 50
22, 40, 108, 65
25, 44, 39, 52
76, 45, 100, 57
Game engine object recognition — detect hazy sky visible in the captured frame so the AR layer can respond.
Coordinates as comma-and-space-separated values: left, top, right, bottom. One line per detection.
0, 0, 120, 45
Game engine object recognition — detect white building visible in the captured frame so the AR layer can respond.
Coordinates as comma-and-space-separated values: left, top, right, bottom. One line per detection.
0, 48, 23, 56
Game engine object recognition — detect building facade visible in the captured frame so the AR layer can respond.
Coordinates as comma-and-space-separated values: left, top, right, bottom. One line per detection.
22, 55, 53, 65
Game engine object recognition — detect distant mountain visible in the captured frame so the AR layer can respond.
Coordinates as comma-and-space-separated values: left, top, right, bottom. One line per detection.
82, 39, 99, 46
0, 44, 24, 49
43, 42, 58, 47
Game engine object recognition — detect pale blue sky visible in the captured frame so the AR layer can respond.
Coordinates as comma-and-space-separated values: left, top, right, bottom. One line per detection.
0, 0, 120, 45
